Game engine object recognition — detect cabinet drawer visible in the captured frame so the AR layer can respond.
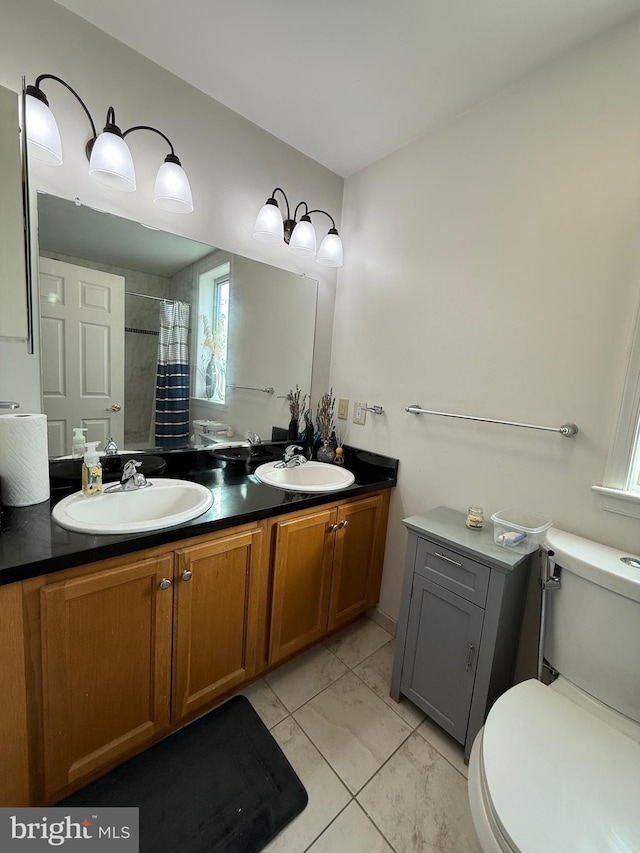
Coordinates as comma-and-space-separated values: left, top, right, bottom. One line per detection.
414, 539, 489, 607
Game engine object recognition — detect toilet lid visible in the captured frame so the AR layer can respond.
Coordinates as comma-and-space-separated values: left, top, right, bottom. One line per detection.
482, 679, 640, 853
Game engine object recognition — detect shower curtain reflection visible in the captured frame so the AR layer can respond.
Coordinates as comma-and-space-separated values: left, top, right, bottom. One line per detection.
155, 300, 191, 448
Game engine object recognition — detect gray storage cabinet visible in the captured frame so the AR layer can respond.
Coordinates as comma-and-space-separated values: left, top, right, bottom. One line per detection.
391, 507, 532, 759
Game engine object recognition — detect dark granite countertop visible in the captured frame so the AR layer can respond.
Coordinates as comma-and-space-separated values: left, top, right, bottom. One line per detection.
0, 445, 398, 586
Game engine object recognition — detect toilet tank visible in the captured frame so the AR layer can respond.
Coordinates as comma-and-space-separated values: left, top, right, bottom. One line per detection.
544, 528, 640, 724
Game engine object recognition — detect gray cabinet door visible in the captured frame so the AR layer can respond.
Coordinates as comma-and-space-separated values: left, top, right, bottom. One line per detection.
400, 575, 484, 744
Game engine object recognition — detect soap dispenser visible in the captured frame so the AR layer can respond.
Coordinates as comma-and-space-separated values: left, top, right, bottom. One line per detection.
82, 441, 103, 496
72, 427, 88, 459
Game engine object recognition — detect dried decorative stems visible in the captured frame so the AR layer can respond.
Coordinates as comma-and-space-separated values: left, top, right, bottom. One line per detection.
288, 385, 307, 422
317, 389, 335, 442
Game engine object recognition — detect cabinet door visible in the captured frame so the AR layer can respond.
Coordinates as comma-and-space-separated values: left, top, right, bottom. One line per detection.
328, 493, 386, 631
40, 555, 174, 799
400, 575, 483, 745
0, 582, 30, 806
269, 508, 335, 665
173, 527, 264, 722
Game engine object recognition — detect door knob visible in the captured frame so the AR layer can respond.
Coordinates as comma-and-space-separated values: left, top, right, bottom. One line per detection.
107, 402, 122, 412
181, 570, 193, 582
158, 578, 172, 590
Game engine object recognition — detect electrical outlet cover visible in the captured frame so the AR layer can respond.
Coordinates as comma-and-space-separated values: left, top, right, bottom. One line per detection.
353, 401, 367, 426
338, 398, 349, 419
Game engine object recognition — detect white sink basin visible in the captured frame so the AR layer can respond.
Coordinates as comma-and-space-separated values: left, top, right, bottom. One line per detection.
52, 479, 214, 535
254, 461, 355, 493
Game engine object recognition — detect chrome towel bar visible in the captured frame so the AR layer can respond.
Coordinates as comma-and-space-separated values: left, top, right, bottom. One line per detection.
405, 404, 578, 437
227, 384, 275, 395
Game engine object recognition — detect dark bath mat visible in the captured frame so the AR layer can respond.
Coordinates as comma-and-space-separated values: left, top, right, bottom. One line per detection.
59, 695, 308, 853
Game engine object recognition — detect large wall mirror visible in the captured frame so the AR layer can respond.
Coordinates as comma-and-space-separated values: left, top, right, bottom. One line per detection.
36, 193, 318, 457
0, 83, 29, 341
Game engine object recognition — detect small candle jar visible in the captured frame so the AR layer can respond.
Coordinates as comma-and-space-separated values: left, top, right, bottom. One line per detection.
466, 505, 484, 530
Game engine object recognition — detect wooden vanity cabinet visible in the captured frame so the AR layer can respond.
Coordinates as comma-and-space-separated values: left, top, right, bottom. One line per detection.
0, 581, 30, 806
31, 521, 267, 803
39, 553, 174, 800
172, 526, 265, 722
268, 491, 389, 665
17, 489, 390, 804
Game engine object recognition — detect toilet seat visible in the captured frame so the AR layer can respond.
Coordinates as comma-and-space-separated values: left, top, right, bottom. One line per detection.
470, 679, 640, 853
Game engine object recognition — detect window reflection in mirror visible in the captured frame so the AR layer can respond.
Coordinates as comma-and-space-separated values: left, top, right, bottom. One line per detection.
196, 261, 230, 405
36, 193, 318, 457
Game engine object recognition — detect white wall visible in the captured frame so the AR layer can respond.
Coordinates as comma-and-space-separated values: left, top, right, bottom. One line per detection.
331, 18, 640, 622
0, 0, 342, 412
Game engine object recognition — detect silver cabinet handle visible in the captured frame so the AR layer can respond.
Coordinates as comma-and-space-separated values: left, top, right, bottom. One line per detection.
465, 643, 475, 672
158, 578, 172, 590
338, 520, 349, 529
181, 570, 193, 582
434, 552, 462, 567
329, 523, 339, 533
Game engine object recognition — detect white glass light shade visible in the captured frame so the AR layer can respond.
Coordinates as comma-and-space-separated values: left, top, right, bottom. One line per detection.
25, 93, 62, 165
253, 202, 284, 243
317, 231, 343, 267
154, 161, 194, 213
289, 219, 317, 256
89, 130, 136, 192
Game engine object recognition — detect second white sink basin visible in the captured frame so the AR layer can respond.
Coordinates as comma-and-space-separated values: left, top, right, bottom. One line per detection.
254, 461, 355, 493
52, 479, 214, 535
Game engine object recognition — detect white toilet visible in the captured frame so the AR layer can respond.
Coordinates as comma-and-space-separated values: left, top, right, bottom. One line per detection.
468, 527, 640, 852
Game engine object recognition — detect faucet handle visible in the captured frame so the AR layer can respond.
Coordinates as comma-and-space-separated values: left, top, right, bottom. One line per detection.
283, 444, 303, 461
121, 459, 141, 481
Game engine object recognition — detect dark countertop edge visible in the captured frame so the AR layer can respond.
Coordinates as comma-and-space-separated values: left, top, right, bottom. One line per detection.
403, 506, 533, 573
0, 446, 397, 586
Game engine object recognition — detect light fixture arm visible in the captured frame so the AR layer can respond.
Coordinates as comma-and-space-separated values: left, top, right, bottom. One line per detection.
305, 208, 338, 231
123, 124, 182, 165
267, 187, 299, 243
269, 187, 291, 222
293, 201, 309, 221
28, 73, 97, 142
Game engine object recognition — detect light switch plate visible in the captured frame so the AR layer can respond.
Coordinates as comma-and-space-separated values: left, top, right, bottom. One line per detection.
353, 401, 367, 426
338, 398, 349, 419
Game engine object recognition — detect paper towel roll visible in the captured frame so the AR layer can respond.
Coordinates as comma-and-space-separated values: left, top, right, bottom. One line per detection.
0, 413, 50, 506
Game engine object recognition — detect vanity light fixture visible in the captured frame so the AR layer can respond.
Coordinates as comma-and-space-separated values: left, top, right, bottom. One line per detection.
25, 74, 193, 213
253, 188, 343, 267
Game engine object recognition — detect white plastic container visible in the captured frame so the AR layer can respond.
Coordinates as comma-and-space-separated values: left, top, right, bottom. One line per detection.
491, 508, 552, 554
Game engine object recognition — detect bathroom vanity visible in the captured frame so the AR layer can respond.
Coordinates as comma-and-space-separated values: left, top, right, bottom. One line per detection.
391, 506, 532, 760
0, 446, 396, 805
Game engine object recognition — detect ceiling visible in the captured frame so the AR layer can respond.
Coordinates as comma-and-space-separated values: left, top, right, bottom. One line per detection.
53, 0, 640, 177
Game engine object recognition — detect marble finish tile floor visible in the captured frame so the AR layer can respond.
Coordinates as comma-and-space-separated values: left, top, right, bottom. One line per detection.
240, 616, 482, 853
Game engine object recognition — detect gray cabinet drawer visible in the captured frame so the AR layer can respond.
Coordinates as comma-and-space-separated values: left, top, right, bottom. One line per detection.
414, 538, 489, 607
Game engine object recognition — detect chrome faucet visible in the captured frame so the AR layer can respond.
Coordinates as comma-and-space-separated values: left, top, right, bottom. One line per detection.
105, 459, 149, 492
121, 460, 148, 491
276, 444, 307, 468
246, 431, 261, 445
104, 437, 118, 455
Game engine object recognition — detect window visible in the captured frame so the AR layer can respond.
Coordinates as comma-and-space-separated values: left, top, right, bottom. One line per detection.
593, 302, 640, 516
193, 261, 230, 405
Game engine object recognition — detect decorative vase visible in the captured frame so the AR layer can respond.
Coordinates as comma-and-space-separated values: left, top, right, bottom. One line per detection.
317, 439, 335, 463
288, 417, 298, 441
